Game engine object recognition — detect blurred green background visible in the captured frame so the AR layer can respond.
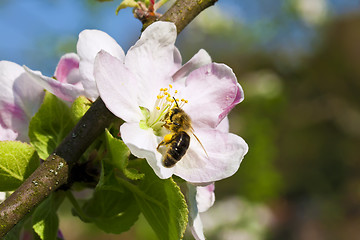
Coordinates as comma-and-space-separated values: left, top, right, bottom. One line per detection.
2, 0, 360, 239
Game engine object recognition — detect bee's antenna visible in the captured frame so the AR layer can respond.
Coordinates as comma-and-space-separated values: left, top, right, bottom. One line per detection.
173, 97, 180, 108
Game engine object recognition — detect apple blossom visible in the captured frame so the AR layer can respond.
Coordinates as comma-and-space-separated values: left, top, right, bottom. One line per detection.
94, 21, 248, 183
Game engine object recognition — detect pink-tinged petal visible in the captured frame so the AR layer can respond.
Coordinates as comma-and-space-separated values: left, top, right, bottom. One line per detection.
217, 116, 229, 133
0, 123, 18, 141
0, 61, 44, 141
173, 47, 182, 67
24, 66, 85, 102
196, 183, 215, 213
182, 63, 244, 129
0, 61, 24, 113
172, 49, 212, 82
54, 53, 81, 85
125, 21, 179, 103
0, 102, 28, 141
187, 183, 206, 240
13, 73, 45, 120
1, 102, 26, 124
120, 122, 174, 179
173, 129, 248, 183
94, 50, 143, 122
77, 29, 125, 100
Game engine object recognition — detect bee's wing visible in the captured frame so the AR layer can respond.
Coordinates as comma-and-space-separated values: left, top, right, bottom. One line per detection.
190, 127, 209, 158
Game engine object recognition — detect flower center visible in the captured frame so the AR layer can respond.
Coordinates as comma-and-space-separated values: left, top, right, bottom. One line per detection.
139, 84, 188, 136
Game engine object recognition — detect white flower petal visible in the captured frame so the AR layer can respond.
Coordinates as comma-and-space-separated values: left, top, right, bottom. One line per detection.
174, 128, 248, 183
187, 183, 206, 240
173, 47, 182, 67
0, 61, 24, 128
217, 116, 229, 133
77, 29, 125, 100
94, 50, 143, 122
24, 66, 85, 102
120, 122, 174, 179
182, 63, 244, 129
172, 49, 212, 82
0, 61, 44, 141
0, 123, 18, 141
196, 183, 215, 213
0, 191, 6, 202
125, 21, 179, 108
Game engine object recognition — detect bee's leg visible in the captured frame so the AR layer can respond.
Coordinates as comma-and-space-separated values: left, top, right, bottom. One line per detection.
156, 140, 165, 152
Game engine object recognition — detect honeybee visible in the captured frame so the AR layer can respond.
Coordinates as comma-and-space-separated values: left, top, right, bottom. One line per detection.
156, 98, 207, 168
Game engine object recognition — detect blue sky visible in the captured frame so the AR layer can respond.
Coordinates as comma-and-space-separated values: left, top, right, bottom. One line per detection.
1, 0, 360, 75
0, 0, 142, 74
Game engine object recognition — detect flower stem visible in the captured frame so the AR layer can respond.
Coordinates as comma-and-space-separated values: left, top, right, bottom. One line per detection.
65, 191, 91, 223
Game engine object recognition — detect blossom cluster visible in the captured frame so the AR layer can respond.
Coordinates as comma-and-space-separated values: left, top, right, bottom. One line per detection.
0, 21, 248, 239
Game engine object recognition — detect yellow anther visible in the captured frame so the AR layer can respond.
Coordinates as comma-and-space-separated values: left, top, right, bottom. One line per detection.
166, 97, 172, 102
185, 100, 188, 103
156, 106, 160, 110
176, 98, 179, 102
170, 98, 174, 102
175, 90, 178, 93
160, 88, 164, 91
181, 98, 185, 102
169, 84, 173, 88
164, 88, 168, 91
157, 95, 161, 99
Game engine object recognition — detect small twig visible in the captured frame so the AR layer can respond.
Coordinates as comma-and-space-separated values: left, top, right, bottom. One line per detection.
65, 191, 91, 222
0, 0, 218, 237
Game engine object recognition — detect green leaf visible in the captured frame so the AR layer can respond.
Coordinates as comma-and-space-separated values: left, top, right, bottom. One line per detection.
70, 160, 140, 234
96, 155, 126, 192
72, 165, 140, 233
120, 161, 188, 240
116, 0, 140, 15
29, 91, 76, 159
93, 200, 139, 233
32, 192, 65, 240
104, 129, 144, 180
0, 141, 39, 191
71, 96, 91, 123
81, 188, 140, 234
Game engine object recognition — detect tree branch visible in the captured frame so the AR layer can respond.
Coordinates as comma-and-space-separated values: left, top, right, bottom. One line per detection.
0, 98, 116, 236
0, 0, 218, 237
159, 0, 218, 34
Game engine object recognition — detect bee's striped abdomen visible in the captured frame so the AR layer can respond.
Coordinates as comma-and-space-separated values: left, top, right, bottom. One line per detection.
163, 131, 190, 167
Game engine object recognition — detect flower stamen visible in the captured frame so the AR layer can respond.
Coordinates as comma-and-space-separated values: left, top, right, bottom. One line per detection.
142, 85, 189, 135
